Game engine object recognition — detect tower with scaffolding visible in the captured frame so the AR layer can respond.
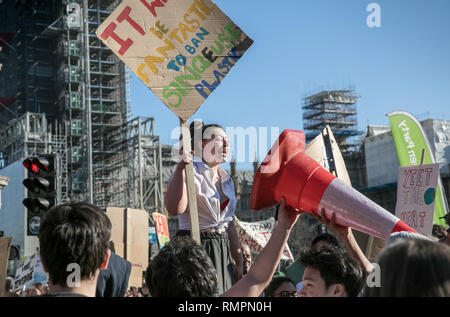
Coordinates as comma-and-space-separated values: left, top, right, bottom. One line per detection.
0, 1, 166, 257
302, 89, 359, 153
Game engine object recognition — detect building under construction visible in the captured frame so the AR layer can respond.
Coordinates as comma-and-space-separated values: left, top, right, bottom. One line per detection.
302, 89, 359, 152
0, 1, 165, 256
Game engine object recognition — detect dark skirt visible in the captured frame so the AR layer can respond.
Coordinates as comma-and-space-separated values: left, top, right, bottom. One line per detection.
176, 230, 234, 295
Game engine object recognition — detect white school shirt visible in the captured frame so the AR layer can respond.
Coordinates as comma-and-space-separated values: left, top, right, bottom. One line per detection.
169, 159, 237, 231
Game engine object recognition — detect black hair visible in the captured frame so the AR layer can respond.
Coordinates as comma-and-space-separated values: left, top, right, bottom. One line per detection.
264, 277, 296, 297
145, 236, 218, 297
365, 239, 450, 297
38, 202, 111, 287
300, 247, 364, 297
189, 121, 224, 156
432, 224, 448, 242
311, 233, 340, 249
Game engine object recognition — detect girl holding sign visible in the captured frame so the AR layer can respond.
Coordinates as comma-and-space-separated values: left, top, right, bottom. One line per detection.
165, 121, 242, 295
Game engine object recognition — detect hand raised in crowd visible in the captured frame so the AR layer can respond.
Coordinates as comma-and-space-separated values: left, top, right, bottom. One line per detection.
278, 197, 302, 231
310, 208, 352, 241
310, 208, 375, 274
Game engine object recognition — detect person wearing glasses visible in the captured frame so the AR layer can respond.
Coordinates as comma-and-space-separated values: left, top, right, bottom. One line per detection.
264, 276, 298, 297
165, 121, 242, 295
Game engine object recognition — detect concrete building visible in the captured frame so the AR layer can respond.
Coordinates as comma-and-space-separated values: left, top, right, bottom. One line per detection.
362, 119, 450, 213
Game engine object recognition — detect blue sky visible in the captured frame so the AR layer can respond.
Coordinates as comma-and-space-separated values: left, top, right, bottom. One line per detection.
129, 0, 450, 169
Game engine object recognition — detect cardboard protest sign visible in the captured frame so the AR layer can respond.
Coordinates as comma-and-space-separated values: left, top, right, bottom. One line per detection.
0, 237, 12, 297
13, 252, 38, 292
395, 163, 439, 235
106, 207, 149, 288
305, 126, 351, 186
152, 212, 170, 248
96, 0, 253, 120
234, 217, 294, 261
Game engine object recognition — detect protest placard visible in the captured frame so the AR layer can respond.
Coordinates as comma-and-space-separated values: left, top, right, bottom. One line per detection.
234, 217, 293, 261
13, 252, 38, 292
106, 207, 149, 288
395, 163, 439, 235
153, 212, 170, 248
96, 0, 253, 121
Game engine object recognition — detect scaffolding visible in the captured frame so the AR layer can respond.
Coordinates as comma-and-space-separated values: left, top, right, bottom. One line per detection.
0, 1, 164, 215
0, 112, 69, 204
99, 117, 165, 215
303, 90, 359, 152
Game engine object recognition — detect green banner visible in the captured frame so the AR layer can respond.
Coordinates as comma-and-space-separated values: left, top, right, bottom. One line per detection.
388, 111, 448, 227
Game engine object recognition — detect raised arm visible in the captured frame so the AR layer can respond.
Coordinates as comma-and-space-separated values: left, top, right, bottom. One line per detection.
311, 209, 375, 275
164, 151, 192, 216
221, 198, 300, 297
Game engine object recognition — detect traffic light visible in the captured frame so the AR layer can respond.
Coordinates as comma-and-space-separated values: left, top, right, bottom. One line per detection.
22, 155, 57, 236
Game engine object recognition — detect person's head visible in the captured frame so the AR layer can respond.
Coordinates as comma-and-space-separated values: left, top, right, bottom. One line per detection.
38, 202, 111, 288
190, 121, 228, 166
241, 242, 252, 274
432, 224, 450, 245
311, 233, 340, 250
129, 286, 141, 297
300, 247, 364, 297
365, 239, 450, 297
145, 236, 217, 297
24, 284, 41, 297
5, 276, 13, 292
264, 277, 297, 297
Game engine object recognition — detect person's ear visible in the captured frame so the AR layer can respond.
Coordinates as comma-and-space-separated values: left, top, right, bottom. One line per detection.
332, 284, 345, 297
100, 249, 111, 270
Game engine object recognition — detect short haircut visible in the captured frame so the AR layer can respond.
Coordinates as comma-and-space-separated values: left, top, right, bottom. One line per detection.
311, 233, 340, 249
300, 247, 364, 297
145, 236, 217, 297
264, 277, 295, 297
366, 239, 450, 297
38, 202, 111, 287
189, 121, 224, 155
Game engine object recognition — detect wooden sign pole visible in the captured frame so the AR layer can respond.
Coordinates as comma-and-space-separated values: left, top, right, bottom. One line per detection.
180, 119, 201, 244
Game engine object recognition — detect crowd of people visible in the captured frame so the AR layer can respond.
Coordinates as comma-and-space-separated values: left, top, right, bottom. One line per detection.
3, 121, 450, 297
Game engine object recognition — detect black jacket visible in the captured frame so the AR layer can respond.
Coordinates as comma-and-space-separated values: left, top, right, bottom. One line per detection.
96, 252, 132, 297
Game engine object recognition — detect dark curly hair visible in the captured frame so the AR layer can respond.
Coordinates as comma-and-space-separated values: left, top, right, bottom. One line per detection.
264, 277, 296, 297
311, 233, 340, 249
300, 247, 364, 297
145, 236, 218, 297
38, 202, 111, 287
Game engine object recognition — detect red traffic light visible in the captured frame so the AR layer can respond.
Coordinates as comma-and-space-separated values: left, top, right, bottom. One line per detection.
23, 156, 53, 173
33, 157, 53, 173
23, 158, 39, 173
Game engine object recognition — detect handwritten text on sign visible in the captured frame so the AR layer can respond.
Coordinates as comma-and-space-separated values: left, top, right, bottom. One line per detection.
153, 212, 170, 248
395, 163, 439, 235
234, 217, 293, 261
96, 0, 253, 120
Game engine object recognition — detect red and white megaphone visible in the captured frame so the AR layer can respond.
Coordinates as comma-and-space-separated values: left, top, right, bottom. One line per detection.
250, 130, 417, 240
